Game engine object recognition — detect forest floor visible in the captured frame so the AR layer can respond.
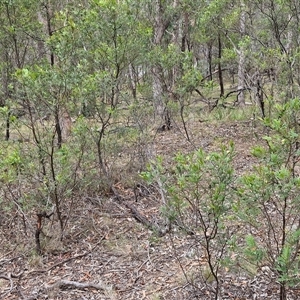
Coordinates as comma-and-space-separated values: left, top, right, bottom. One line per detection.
1, 113, 300, 300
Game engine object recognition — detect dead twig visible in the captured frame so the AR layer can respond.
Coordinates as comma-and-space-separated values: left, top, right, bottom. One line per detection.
0, 271, 24, 280
0, 271, 23, 298
47, 237, 105, 272
0, 273, 13, 298
111, 186, 169, 236
28, 237, 105, 275
45, 279, 106, 291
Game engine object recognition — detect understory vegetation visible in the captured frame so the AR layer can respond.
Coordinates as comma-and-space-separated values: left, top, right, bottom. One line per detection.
1, 0, 300, 299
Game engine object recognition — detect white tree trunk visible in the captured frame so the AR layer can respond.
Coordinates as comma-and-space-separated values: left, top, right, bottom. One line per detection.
237, 0, 246, 106
151, 0, 166, 118
152, 66, 165, 117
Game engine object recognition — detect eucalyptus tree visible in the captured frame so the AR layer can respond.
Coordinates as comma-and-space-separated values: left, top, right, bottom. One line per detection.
236, 0, 247, 105
0, 0, 43, 139
194, 0, 227, 107
144, 0, 179, 123
230, 0, 300, 119
137, 0, 210, 130
188, 0, 251, 108
45, 0, 152, 182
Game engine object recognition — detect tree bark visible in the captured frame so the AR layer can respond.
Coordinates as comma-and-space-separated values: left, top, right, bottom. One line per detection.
151, 0, 170, 119
207, 42, 213, 81
237, 0, 246, 106
218, 33, 224, 97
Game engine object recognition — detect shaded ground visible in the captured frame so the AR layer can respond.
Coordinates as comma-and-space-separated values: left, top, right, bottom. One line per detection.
1, 118, 300, 299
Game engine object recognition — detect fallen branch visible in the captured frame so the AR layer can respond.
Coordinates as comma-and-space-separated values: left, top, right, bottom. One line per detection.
0, 273, 13, 296
111, 186, 169, 236
0, 272, 23, 298
124, 202, 152, 227
224, 87, 251, 100
45, 279, 106, 291
0, 271, 23, 280
123, 201, 169, 237
48, 237, 105, 272
28, 237, 105, 275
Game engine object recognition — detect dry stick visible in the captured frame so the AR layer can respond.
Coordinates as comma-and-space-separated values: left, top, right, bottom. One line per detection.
47, 237, 105, 272
0, 271, 24, 280
0, 272, 23, 298
16, 284, 26, 300
0, 249, 19, 262
45, 279, 106, 291
112, 186, 169, 236
15, 284, 37, 300
6, 186, 35, 233
168, 233, 198, 294
47, 252, 90, 272
27, 237, 105, 277
124, 201, 169, 237
0, 273, 13, 298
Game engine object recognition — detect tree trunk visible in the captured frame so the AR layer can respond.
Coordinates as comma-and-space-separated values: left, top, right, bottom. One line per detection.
151, 0, 170, 119
237, 0, 246, 106
218, 33, 224, 97
128, 63, 137, 100
44, 2, 55, 66
207, 42, 213, 81
152, 66, 165, 117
